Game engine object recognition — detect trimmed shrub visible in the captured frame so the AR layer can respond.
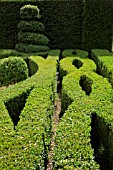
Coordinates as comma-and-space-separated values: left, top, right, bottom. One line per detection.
20, 4, 40, 20
57, 49, 113, 168
16, 4, 49, 53
15, 43, 49, 53
0, 56, 28, 85
0, 50, 59, 170
53, 99, 100, 170
18, 31, 49, 45
60, 50, 96, 79
62, 49, 88, 58
0, 49, 49, 59
91, 49, 113, 86
18, 20, 45, 33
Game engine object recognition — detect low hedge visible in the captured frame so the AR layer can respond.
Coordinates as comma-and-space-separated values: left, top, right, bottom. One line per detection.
61, 71, 113, 113
53, 98, 100, 169
0, 50, 59, 169
60, 50, 95, 79
54, 49, 113, 168
0, 49, 49, 59
91, 103, 113, 169
18, 20, 45, 33
91, 49, 113, 86
62, 49, 88, 58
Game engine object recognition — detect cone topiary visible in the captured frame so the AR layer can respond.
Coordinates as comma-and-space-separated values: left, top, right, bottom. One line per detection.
15, 5, 49, 53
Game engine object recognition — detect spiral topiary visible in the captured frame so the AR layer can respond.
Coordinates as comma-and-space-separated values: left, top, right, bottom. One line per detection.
15, 5, 49, 53
0, 57, 28, 86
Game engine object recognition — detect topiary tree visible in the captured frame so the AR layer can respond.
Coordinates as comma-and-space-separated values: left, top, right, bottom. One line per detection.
15, 5, 49, 53
0, 57, 28, 86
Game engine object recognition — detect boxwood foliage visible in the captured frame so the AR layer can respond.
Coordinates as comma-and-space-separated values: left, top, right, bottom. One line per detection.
53, 98, 100, 170
60, 49, 93, 78
20, 4, 40, 20
62, 49, 88, 59
91, 49, 113, 86
0, 49, 49, 59
82, 0, 112, 51
18, 31, 49, 45
56, 70, 113, 169
61, 71, 113, 113
0, 50, 59, 169
53, 49, 113, 169
15, 43, 49, 53
16, 4, 49, 53
18, 20, 45, 33
0, 56, 28, 86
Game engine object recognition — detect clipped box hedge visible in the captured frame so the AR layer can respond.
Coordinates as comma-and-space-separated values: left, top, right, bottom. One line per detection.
62, 49, 88, 58
0, 49, 49, 59
57, 48, 113, 169
53, 98, 100, 169
60, 55, 96, 79
91, 49, 113, 86
0, 50, 59, 169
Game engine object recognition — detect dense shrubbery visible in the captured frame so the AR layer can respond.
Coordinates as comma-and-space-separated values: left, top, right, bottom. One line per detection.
60, 49, 96, 78
0, 56, 28, 86
0, 50, 59, 169
82, 0, 112, 51
16, 43, 49, 53
1, 49, 113, 168
18, 20, 45, 33
91, 49, 113, 86
54, 49, 113, 169
18, 31, 49, 45
0, 49, 49, 59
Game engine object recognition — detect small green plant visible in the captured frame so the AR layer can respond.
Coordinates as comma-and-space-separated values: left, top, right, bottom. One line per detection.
0, 56, 28, 86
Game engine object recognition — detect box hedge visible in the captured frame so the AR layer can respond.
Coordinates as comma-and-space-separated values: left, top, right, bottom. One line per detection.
0, 50, 59, 169
91, 49, 113, 86
56, 49, 113, 169
60, 49, 96, 79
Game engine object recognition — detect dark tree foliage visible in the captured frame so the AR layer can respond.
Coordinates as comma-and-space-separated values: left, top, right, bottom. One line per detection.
82, 0, 112, 51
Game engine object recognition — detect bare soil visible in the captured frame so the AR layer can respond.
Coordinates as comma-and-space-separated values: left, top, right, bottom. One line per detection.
46, 98, 61, 170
